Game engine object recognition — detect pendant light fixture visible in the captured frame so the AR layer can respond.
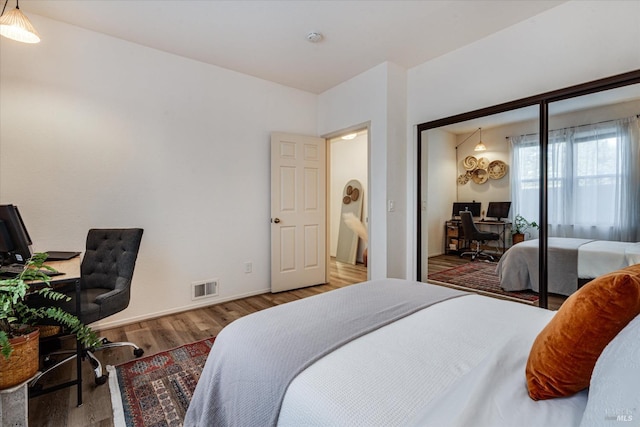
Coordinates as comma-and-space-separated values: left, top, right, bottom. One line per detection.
0, 0, 40, 44
456, 127, 488, 153
474, 128, 487, 152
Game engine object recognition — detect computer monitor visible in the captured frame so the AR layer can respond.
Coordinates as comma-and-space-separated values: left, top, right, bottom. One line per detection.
0, 204, 33, 264
452, 202, 481, 218
0, 221, 14, 253
486, 202, 512, 222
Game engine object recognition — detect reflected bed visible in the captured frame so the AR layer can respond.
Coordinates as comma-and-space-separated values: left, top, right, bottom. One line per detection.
497, 237, 640, 296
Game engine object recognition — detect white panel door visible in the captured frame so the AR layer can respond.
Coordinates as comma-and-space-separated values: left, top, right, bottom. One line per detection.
271, 132, 326, 292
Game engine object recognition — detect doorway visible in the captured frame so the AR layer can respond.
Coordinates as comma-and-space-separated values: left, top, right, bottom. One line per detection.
328, 129, 369, 285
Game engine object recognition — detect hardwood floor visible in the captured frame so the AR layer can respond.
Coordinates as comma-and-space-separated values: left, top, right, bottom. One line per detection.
425, 253, 470, 274
28, 259, 367, 427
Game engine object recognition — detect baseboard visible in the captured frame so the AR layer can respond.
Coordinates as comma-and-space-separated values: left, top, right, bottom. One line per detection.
91, 287, 271, 331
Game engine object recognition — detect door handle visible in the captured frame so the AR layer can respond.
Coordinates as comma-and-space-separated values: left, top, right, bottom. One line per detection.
273, 218, 281, 223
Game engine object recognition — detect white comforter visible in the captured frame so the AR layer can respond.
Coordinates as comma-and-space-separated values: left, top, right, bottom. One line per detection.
278, 294, 587, 427
578, 240, 640, 278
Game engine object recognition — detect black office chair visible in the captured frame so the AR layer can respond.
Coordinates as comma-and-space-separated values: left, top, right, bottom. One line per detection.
30, 228, 144, 386
459, 211, 500, 261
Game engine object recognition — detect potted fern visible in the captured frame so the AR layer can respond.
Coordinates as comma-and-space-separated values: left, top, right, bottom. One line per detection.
512, 214, 539, 244
0, 253, 98, 389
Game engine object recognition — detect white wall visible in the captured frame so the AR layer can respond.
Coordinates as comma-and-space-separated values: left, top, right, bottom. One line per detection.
385, 63, 408, 279
455, 128, 511, 209
408, 0, 640, 275
408, 1, 640, 125
318, 62, 408, 280
0, 15, 317, 328
318, 64, 387, 279
329, 134, 368, 262
422, 129, 456, 259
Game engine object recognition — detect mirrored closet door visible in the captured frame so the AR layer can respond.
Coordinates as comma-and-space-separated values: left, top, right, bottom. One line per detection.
417, 71, 640, 308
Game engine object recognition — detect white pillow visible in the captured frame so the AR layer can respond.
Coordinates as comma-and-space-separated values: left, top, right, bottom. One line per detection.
580, 314, 640, 426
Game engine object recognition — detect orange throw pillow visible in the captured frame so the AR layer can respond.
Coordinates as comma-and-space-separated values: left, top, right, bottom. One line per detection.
526, 263, 640, 400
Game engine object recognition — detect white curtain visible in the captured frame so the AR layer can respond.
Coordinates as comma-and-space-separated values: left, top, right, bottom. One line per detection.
511, 116, 640, 242
510, 133, 540, 237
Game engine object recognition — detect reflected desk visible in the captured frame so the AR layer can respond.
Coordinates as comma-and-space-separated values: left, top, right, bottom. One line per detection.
445, 220, 512, 256
27, 256, 84, 407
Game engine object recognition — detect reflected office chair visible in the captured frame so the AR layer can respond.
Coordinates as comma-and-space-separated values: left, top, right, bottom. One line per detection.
459, 211, 500, 261
30, 228, 144, 387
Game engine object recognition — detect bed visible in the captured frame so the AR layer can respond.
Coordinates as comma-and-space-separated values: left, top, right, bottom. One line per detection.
496, 237, 640, 296
184, 274, 640, 427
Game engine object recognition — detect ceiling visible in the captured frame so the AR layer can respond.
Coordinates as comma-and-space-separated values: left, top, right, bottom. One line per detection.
21, 0, 567, 94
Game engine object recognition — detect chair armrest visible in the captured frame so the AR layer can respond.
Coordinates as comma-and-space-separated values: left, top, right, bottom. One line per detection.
94, 276, 131, 305
94, 289, 122, 305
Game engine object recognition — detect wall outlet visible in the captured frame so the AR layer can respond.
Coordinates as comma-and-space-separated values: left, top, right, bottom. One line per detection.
244, 261, 253, 273
192, 279, 219, 300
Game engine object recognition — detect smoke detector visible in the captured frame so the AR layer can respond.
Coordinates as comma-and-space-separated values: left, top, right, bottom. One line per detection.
306, 32, 323, 43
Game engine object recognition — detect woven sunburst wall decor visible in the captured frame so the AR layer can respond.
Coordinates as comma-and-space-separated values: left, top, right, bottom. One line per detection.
457, 156, 507, 185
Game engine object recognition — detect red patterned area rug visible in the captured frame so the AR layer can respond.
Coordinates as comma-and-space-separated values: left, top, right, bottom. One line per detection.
108, 337, 215, 427
427, 261, 539, 304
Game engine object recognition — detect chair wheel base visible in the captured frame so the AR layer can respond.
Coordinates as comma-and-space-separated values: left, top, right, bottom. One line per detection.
134, 348, 144, 357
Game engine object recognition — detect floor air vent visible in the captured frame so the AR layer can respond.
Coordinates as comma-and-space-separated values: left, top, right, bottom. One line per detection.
192, 279, 219, 300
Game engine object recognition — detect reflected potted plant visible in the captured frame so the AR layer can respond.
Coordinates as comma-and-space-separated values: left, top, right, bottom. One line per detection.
512, 214, 539, 244
0, 253, 98, 389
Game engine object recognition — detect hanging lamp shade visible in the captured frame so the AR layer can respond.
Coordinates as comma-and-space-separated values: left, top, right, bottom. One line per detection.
474, 128, 487, 151
0, 6, 40, 44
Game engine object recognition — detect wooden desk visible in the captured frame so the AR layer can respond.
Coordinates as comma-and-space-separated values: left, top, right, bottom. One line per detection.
25, 257, 80, 291
28, 256, 84, 407
46, 258, 81, 280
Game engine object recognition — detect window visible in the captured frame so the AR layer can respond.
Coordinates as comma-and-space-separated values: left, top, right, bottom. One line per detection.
511, 117, 640, 241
